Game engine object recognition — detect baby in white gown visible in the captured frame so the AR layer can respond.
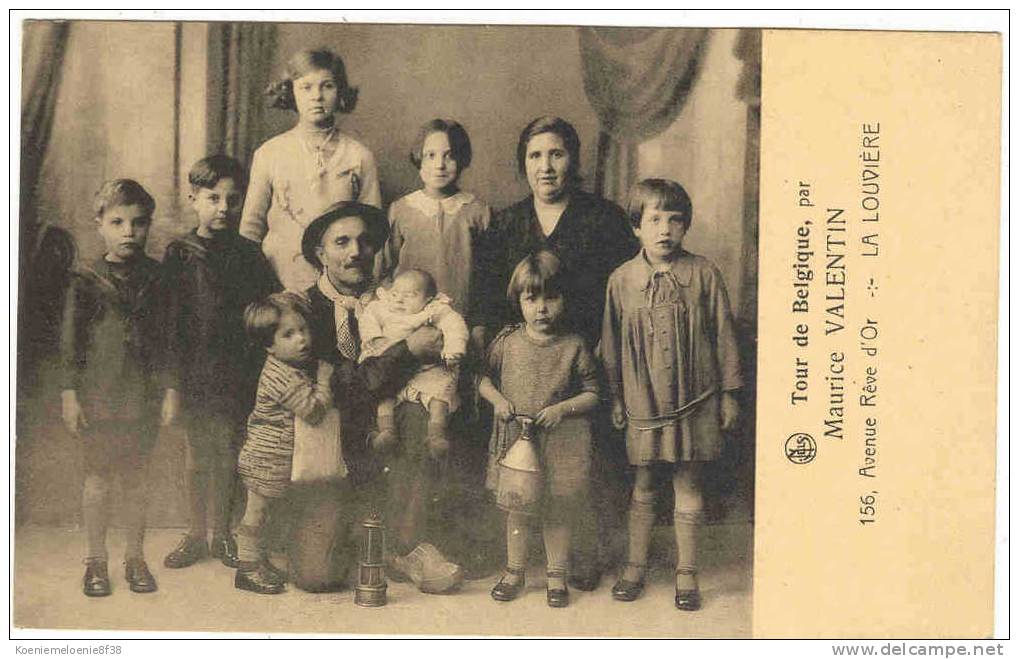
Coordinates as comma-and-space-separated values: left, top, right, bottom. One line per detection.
359, 269, 468, 457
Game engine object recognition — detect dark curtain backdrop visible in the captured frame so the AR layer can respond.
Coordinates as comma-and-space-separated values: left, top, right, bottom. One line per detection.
207, 22, 278, 168
18, 21, 75, 387
580, 27, 709, 206
21, 21, 68, 225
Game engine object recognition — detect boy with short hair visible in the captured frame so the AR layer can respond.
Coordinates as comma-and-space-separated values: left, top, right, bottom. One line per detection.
162, 155, 279, 570
62, 179, 178, 597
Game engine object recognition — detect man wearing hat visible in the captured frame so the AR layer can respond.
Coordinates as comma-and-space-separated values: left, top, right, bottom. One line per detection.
286, 201, 464, 594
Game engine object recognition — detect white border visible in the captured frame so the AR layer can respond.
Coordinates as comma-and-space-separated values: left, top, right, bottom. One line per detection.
5, 8, 1011, 650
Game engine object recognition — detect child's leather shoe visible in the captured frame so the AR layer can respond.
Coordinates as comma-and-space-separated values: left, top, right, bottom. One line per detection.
125, 558, 158, 593
83, 559, 111, 597
675, 588, 701, 611
546, 570, 570, 608
568, 565, 601, 592
235, 562, 285, 595
674, 567, 701, 611
611, 563, 646, 602
262, 558, 287, 583
210, 534, 239, 568
163, 534, 208, 568
490, 567, 526, 602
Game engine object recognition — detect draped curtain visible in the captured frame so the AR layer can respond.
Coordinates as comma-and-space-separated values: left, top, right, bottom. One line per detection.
18, 21, 75, 384
579, 27, 709, 205
21, 21, 69, 227
208, 22, 278, 168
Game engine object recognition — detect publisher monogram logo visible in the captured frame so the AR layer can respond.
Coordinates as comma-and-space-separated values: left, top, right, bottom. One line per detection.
785, 433, 816, 464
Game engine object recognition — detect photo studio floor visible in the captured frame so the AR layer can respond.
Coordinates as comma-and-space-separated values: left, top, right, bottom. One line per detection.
14, 518, 752, 638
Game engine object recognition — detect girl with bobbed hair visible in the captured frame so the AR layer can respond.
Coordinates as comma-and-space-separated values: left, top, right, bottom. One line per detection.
240, 48, 381, 292
376, 118, 492, 323
473, 115, 640, 592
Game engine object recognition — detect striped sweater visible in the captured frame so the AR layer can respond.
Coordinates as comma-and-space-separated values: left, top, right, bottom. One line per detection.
238, 355, 331, 497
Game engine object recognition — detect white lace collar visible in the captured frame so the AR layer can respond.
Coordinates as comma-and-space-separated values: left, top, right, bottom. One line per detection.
405, 189, 475, 218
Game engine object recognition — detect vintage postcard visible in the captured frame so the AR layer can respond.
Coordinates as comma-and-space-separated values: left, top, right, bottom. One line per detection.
9, 12, 1005, 642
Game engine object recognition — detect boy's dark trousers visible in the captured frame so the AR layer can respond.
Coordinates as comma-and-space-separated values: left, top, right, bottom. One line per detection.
184, 411, 244, 539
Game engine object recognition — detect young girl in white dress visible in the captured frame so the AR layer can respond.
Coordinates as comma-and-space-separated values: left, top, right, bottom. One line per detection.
240, 48, 381, 291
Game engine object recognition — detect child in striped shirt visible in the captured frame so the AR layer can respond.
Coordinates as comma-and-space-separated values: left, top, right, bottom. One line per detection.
235, 292, 334, 594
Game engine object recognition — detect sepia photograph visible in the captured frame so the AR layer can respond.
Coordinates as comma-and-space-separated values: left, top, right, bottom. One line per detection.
14, 18, 761, 637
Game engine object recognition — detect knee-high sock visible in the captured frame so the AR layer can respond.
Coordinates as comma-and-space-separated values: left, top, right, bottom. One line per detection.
673, 510, 701, 575
237, 491, 269, 564
82, 474, 110, 561
236, 524, 261, 565
120, 459, 149, 561
626, 467, 656, 569
506, 511, 530, 572
626, 496, 656, 568
673, 469, 703, 574
542, 521, 570, 575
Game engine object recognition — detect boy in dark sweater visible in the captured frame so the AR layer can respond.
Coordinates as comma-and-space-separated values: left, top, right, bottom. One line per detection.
62, 179, 178, 596
162, 156, 279, 570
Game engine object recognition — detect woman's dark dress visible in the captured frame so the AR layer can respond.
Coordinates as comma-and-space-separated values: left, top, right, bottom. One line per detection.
473, 190, 639, 349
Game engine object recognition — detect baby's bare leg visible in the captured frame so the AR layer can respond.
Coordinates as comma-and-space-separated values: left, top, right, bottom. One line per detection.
370, 398, 398, 451
426, 399, 451, 459
378, 398, 396, 424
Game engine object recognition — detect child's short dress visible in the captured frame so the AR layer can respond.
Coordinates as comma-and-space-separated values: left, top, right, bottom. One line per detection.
358, 292, 469, 411
376, 190, 491, 317
484, 325, 600, 512
60, 257, 166, 474
238, 355, 331, 498
601, 251, 743, 465
239, 128, 381, 292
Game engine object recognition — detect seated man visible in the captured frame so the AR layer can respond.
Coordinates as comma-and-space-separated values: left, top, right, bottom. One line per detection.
282, 201, 463, 594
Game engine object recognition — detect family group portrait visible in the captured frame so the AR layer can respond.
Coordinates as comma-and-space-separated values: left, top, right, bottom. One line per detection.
14, 18, 761, 637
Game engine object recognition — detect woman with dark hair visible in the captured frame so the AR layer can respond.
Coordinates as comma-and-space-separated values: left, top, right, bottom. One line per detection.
473, 116, 638, 349
474, 116, 639, 592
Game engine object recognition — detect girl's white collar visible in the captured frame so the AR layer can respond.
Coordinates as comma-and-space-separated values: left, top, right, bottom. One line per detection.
405, 189, 475, 218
